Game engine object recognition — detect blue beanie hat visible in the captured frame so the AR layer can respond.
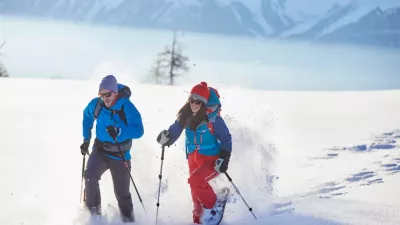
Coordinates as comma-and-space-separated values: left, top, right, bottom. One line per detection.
99, 75, 118, 93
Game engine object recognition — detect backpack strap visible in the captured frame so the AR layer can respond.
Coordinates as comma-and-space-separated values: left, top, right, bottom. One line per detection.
109, 105, 127, 125
94, 98, 103, 120
206, 121, 214, 135
93, 98, 127, 125
117, 104, 127, 125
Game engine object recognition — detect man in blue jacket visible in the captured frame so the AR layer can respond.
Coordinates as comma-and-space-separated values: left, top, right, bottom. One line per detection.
80, 75, 144, 223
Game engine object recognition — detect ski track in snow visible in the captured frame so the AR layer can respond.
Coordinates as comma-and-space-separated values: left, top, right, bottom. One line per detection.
248, 129, 400, 224
304, 129, 400, 199
215, 128, 400, 222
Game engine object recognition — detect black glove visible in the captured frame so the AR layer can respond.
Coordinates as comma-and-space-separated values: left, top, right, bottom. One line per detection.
80, 140, 90, 155
214, 150, 231, 173
106, 125, 121, 139
157, 130, 172, 147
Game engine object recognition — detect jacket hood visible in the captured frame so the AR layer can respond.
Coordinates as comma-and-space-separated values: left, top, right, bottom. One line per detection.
117, 83, 131, 99
206, 88, 221, 122
104, 83, 131, 110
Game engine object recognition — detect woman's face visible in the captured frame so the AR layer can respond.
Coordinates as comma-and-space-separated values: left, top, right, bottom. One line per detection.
189, 97, 203, 113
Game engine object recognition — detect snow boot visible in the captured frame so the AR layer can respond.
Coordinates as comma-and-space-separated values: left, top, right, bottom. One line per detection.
89, 206, 102, 217
193, 216, 201, 224
193, 212, 202, 224
193, 207, 203, 224
120, 208, 135, 223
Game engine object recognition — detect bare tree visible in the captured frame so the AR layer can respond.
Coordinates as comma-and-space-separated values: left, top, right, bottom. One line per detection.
0, 41, 8, 78
0, 62, 8, 77
149, 30, 189, 85
149, 56, 167, 84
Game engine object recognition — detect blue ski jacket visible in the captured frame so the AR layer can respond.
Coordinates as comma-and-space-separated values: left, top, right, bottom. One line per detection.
82, 83, 144, 160
166, 88, 232, 157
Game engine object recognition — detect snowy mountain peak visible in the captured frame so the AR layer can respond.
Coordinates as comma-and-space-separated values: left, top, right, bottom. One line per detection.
1, 0, 399, 48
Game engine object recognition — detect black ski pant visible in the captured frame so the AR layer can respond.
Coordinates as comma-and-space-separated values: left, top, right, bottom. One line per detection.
84, 150, 133, 216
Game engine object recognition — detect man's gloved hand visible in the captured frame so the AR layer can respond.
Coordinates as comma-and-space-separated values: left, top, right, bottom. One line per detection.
80, 140, 90, 156
157, 130, 172, 146
215, 150, 231, 173
106, 125, 121, 139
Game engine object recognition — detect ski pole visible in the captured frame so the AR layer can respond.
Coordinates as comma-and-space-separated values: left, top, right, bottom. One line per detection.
155, 145, 166, 225
224, 172, 257, 219
80, 154, 86, 203
112, 136, 147, 215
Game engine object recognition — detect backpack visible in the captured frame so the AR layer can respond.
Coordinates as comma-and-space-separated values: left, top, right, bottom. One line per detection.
93, 98, 127, 125
209, 87, 220, 98
205, 86, 222, 134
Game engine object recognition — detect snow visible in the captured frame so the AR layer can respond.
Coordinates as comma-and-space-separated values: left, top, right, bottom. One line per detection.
282, 0, 352, 22
225, 0, 273, 34
4, 0, 400, 38
319, 0, 400, 36
77, 0, 400, 38
1, 78, 400, 225
276, 0, 399, 23
84, 1, 103, 22
1, 16, 400, 225
166, 0, 201, 7
278, 0, 400, 37
271, 0, 352, 37
279, 20, 316, 37
98, 0, 126, 11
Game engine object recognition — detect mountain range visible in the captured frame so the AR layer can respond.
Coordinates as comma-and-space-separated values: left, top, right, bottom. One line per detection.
1, 0, 400, 48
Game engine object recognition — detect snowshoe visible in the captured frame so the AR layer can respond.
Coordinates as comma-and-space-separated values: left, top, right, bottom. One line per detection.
201, 187, 230, 225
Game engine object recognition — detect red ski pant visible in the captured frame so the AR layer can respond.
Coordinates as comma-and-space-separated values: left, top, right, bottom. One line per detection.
188, 150, 219, 215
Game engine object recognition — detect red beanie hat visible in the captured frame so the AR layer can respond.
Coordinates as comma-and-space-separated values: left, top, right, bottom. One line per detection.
190, 81, 210, 104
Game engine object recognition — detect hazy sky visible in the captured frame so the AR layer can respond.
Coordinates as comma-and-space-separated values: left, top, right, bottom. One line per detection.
0, 16, 399, 91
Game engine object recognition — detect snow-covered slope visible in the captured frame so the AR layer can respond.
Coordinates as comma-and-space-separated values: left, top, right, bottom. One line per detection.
1, 0, 400, 48
1, 78, 400, 225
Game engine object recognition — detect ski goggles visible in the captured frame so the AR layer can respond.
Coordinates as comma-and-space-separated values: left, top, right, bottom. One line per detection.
189, 97, 203, 105
98, 91, 112, 98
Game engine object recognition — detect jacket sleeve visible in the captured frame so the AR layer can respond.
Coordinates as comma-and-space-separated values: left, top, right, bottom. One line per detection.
82, 98, 97, 141
119, 100, 144, 139
167, 120, 184, 145
213, 116, 232, 153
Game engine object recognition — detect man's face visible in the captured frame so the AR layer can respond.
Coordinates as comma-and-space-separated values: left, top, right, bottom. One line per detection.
99, 89, 118, 107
